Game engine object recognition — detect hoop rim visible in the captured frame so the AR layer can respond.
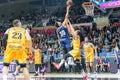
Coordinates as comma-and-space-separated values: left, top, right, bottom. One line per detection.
82, 2, 94, 16
82, 2, 93, 6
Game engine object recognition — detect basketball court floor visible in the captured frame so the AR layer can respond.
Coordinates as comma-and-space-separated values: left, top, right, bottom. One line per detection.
0, 73, 120, 80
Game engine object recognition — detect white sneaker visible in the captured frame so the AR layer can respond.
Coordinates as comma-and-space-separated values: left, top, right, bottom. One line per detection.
65, 63, 69, 69
13, 71, 19, 76
41, 69, 45, 72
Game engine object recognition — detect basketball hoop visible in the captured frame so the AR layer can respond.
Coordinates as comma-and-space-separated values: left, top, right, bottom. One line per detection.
82, 2, 94, 16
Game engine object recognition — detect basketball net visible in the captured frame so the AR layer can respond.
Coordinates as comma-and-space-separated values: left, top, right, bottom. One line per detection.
82, 2, 94, 16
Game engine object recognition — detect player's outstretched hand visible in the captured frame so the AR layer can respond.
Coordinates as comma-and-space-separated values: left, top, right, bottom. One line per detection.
66, 0, 73, 7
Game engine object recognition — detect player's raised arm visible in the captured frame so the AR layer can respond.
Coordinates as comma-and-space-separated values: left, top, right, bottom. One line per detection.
68, 20, 78, 37
25, 30, 32, 55
66, 23, 72, 34
62, 0, 72, 27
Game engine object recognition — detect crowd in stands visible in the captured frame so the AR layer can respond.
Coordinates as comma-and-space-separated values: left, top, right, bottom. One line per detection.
0, 24, 120, 58
0, 21, 120, 72
0, 2, 119, 28
29, 24, 120, 72
0, 3, 93, 28
47, 4, 94, 26
0, 8, 50, 28
28, 24, 120, 61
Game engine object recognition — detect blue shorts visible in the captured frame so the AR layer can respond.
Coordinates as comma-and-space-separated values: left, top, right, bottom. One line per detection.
60, 38, 71, 49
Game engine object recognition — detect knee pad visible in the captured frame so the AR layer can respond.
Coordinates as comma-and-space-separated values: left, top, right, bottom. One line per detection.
3, 62, 10, 66
20, 63, 26, 68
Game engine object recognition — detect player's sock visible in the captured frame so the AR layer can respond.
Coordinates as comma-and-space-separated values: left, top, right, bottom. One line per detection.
41, 66, 46, 72
59, 60, 64, 67
13, 70, 19, 75
65, 62, 69, 69
3, 75, 7, 80
117, 69, 120, 74
103, 69, 105, 72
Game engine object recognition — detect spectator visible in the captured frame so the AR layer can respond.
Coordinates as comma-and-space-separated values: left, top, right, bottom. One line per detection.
96, 57, 103, 72
102, 56, 110, 72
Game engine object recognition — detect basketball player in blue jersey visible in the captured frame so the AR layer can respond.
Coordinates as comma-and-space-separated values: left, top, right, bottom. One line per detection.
55, 2, 71, 55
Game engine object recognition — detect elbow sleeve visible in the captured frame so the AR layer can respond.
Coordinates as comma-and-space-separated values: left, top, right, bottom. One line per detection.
2, 34, 8, 49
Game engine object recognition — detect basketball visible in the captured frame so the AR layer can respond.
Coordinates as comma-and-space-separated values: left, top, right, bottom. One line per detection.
67, 0, 73, 6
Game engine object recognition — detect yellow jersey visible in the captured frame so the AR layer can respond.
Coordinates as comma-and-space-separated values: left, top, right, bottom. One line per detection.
34, 49, 42, 64
72, 36, 80, 49
70, 36, 81, 60
83, 42, 94, 56
25, 38, 29, 48
7, 27, 26, 47
4, 27, 27, 63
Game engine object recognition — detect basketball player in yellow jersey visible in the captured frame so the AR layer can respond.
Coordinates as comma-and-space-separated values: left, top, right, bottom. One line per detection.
33, 45, 42, 76
83, 37, 97, 77
53, 21, 81, 70
13, 27, 30, 76
2, 19, 32, 80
